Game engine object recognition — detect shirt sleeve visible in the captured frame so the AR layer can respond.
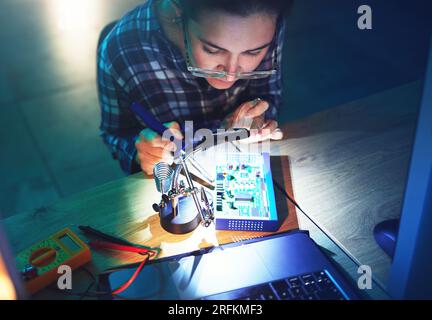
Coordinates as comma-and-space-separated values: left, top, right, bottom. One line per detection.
97, 50, 142, 174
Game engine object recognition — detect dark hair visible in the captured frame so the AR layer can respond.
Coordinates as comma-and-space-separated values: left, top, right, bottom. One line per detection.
177, 0, 293, 21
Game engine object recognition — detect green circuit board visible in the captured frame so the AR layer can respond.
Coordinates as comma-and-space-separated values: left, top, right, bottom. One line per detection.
215, 153, 271, 219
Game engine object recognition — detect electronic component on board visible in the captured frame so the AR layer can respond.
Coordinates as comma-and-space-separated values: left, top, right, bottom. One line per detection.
214, 152, 279, 231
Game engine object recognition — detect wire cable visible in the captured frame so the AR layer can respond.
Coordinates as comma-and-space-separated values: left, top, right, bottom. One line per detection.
111, 254, 149, 295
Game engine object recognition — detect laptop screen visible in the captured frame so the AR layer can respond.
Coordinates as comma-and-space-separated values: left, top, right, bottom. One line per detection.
0, 255, 17, 300
0, 224, 23, 300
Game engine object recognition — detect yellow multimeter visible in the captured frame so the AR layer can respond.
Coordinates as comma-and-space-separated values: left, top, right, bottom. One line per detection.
15, 228, 91, 295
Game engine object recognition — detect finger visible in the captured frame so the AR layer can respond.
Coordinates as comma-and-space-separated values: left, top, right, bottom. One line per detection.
138, 128, 159, 142
138, 126, 182, 147
245, 100, 269, 118
136, 145, 165, 161
166, 121, 181, 131
228, 99, 264, 129
164, 121, 184, 140
246, 120, 274, 141
232, 117, 254, 129
260, 120, 277, 133
260, 121, 283, 140
137, 149, 161, 165
259, 120, 278, 139
250, 116, 265, 130
157, 140, 178, 152
270, 128, 284, 140
136, 140, 177, 157
139, 148, 174, 166
150, 136, 178, 149
137, 130, 167, 149
261, 119, 278, 130
236, 100, 257, 119
141, 135, 181, 155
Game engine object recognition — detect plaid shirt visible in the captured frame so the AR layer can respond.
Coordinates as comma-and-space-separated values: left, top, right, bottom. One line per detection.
97, 0, 286, 174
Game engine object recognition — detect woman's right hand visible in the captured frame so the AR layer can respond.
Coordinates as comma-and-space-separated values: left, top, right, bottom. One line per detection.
135, 121, 183, 175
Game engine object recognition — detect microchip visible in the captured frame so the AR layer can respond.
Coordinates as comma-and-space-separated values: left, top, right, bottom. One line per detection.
235, 193, 253, 202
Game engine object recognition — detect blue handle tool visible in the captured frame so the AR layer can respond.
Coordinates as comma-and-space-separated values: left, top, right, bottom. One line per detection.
131, 102, 174, 137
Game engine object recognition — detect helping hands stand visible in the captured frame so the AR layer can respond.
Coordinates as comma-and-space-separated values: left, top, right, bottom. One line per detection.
152, 128, 250, 234
152, 145, 214, 234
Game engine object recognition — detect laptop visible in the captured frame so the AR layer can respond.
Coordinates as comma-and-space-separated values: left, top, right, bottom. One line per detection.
99, 230, 360, 300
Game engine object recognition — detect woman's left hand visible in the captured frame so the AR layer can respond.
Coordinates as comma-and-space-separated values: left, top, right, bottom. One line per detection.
222, 99, 283, 143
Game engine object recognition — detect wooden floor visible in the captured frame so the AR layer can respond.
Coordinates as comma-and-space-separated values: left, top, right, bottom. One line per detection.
0, 0, 144, 219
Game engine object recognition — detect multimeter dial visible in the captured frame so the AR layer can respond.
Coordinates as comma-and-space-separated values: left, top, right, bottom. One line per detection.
29, 247, 57, 267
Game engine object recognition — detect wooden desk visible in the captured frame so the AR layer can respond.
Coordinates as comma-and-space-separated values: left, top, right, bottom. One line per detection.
1, 144, 299, 298
2, 81, 420, 298
271, 81, 421, 289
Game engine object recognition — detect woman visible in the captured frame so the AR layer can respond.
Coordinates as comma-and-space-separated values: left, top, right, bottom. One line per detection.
98, 0, 292, 175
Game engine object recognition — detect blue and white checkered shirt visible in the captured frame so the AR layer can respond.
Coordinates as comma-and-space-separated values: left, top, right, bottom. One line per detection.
97, 0, 286, 174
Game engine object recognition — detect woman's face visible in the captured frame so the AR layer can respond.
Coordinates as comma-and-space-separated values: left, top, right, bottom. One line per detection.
187, 11, 277, 90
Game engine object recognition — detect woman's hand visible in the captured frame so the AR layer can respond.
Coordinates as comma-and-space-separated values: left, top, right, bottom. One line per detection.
135, 121, 183, 175
223, 99, 283, 143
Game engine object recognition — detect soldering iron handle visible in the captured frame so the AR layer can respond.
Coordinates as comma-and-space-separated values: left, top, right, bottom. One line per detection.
131, 102, 172, 137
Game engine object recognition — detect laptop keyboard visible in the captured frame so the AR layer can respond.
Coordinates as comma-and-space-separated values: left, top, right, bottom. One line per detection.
203, 270, 347, 300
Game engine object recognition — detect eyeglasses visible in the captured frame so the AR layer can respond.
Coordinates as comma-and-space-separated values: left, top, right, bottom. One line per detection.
182, 18, 278, 80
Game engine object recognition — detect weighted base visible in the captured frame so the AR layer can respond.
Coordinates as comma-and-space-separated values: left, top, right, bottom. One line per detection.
159, 195, 201, 234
